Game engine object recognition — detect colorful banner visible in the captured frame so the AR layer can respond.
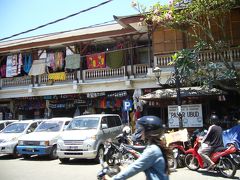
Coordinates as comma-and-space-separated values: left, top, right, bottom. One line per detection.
86, 52, 105, 69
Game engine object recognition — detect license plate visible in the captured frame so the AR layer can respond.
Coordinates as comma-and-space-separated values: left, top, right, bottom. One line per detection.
68, 146, 78, 150
26, 148, 34, 152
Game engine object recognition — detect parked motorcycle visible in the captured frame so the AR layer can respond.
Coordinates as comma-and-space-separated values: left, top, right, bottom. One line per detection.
184, 135, 237, 178
223, 124, 240, 168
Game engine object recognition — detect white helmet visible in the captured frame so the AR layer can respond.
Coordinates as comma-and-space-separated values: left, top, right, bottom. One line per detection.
122, 126, 131, 135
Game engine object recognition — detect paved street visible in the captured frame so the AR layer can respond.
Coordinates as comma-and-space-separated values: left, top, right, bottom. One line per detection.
0, 155, 239, 180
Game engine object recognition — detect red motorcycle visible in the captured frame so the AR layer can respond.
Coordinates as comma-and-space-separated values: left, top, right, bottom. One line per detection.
184, 136, 237, 178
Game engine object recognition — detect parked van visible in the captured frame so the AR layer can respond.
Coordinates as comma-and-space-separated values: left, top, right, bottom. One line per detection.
57, 114, 123, 163
17, 117, 72, 159
0, 120, 42, 157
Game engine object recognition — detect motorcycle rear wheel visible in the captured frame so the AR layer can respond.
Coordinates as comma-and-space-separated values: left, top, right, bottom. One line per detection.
184, 154, 200, 170
218, 156, 236, 178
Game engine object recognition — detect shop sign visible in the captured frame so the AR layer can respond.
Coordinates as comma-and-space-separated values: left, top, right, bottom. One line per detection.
168, 104, 203, 128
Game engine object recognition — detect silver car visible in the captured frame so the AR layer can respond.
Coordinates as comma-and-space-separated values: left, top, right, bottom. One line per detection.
57, 114, 123, 163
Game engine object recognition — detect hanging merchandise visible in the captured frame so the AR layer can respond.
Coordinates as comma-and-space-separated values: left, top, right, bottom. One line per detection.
23, 54, 32, 74
133, 89, 143, 111
54, 51, 65, 71
0, 64, 6, 78
86, 52, 106, 69
65, 54, 81, 69
106, 50, 124, 68
28, 59, 46, 76
46, 53, 55, 70
48, 72, 66, 81
6, 55, 13, 77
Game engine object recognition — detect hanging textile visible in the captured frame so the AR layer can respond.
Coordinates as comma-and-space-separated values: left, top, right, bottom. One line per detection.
46, 53, 55, 70
6, 55, 13, 77
18, 53, 23, 75
48, 72, 66, 81
86, 52, 105, 69
54, 51, 64, 71
0, 64, 6, 78
23, 54, 32, 73
133, 89, 143, 111
65, 54, 81, 69
106, 51, 124, 68
11, 55, 18, 76
28, 59, 46, 76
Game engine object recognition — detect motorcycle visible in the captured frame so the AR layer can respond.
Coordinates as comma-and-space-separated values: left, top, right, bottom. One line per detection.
103, 135, 145, 166
104, 130, 177, 172
223, 124, 240, 168
97, 159, 121, 180
184, 135, 237, 178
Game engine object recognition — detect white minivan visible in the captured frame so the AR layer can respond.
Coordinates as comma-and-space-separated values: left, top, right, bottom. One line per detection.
57, 114, 123, 163
17, 117, 72, 159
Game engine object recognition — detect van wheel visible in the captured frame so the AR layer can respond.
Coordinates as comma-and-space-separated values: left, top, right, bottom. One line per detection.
95, 146, 104, 164
49, 145, 58, 160
59, 158, 70, 164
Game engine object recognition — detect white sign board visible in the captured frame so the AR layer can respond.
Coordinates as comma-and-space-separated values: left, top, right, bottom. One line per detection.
168, 104, 203, 128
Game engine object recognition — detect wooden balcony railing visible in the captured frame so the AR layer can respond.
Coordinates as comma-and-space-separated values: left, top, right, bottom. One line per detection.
154, 47, 240, 67
40, 72, 75, 84
1, 76, 32, 87
83, 67, 125, 80
134, 64, 149, 76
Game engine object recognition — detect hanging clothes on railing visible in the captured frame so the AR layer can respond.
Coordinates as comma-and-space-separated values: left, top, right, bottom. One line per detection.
65, 54, 81, 69
28, 59, 46, 76
46, 53, 55, 71
86, 52, 106, 69
54, 51, 64, 71
6, 55, 13, 77
48, 72, 66, 81
23, 54, 32, 74
0, 64, 6, 78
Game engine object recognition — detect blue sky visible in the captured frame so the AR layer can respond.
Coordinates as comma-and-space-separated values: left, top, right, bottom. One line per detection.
0, 0, 168, 41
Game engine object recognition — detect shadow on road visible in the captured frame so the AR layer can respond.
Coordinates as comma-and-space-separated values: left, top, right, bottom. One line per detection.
198, 169, 239, 179
58, 158, 98, 166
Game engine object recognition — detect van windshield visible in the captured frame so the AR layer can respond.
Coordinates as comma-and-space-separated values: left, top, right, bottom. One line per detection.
35, 121, 63, 132
66, 117, 99, 130
2, 123, 28, 133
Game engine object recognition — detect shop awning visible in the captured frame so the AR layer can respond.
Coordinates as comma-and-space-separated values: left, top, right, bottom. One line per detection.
139, 86, 226, 100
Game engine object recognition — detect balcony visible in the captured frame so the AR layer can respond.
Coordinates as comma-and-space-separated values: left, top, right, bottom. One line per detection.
0, 64, 149, 89
154, 47, 240, 67
1, 47, 239, 90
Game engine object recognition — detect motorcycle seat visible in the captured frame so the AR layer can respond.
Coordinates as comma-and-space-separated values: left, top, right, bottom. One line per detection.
124, 144, 146, 151
213, 146, 227, 152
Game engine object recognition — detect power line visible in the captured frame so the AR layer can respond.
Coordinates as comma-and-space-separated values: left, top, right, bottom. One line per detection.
0, 0, 113, 42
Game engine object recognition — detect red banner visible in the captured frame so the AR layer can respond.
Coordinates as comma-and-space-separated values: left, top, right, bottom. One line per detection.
86, 52, 106, 69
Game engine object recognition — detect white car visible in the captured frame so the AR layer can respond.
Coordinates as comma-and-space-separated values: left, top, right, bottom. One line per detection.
0, 120, 42, 157
17, 117, 72, 159
0, 120, 19, 132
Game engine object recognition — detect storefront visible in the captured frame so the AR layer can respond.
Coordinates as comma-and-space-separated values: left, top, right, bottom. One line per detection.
139, 86, 229, 129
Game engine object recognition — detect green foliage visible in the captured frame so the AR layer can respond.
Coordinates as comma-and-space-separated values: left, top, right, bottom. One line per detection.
132, 0, 240, 93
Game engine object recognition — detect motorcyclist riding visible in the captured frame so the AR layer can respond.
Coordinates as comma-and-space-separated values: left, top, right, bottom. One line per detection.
108, 115, 170, 180
198, 113, 224, 170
